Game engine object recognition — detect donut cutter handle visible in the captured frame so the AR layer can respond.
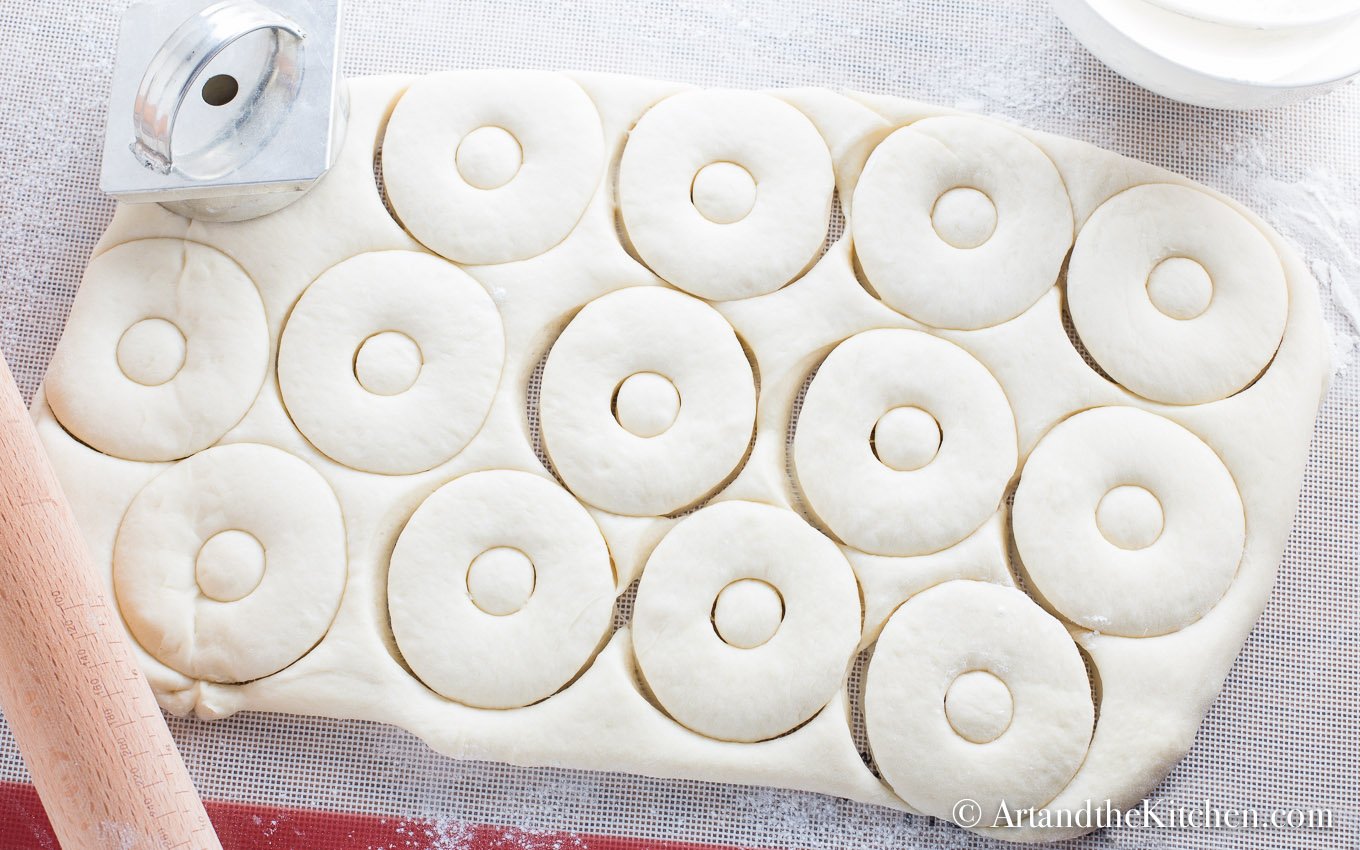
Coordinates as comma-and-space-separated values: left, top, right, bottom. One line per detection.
131, 0, 305, 175
101, 0, 345, 222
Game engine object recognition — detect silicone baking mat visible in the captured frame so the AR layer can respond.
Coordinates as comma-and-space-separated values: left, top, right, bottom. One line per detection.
0, 1, 1356, 848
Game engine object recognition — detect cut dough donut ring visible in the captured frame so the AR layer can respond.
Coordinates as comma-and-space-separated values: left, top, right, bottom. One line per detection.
278, 251, 505, 475
853, 116, 1074, 330
793, 328, 1017, 556
1067, 183, 1288, 405
1012, 406, 1245, 636
113, 444, 346, 683
618, 89, 834, 300
388, 470, 616, 709
632, 501, 862, 743
865, 580, 1094, 823
44, 238, 268, 462
539, 286, 756, 516
382, 69, 605, 264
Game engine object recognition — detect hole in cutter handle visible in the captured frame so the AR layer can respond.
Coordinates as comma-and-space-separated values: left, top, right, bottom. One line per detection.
201, 72, 241, 106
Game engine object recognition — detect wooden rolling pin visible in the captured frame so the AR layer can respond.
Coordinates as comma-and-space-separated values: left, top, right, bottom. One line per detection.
0, 354, 221, 850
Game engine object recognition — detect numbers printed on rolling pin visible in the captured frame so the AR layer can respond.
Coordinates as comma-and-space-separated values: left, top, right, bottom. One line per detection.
49, 590, 202, 847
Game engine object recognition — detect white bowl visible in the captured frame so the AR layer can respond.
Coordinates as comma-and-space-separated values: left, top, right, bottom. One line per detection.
1049, 0, 1360, 109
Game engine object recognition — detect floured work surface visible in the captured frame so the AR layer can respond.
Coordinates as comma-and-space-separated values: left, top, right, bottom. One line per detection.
32, 71, 1329, 841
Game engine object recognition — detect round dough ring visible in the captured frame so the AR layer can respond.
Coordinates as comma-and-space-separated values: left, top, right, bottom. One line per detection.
1066, 183, 1288, 405
1012, 406, 1246, 636
539, 286, 756, 516
632, 500, 862, 743
852, 116, 1074, 330
388, 470, 616, 709
865, 580, 1094, 823
44, 238, 268, 462
793, 328, 1018, 556
113, 444, 347, 683
381, 69, 605, 264
278, 251, 505, 475
618, 89, 834, 300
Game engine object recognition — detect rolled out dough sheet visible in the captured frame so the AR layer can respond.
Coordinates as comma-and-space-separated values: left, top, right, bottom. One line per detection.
31, 70, 1329, 841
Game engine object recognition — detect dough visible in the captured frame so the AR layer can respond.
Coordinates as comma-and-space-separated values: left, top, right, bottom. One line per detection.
44, 238, 268, 461
388, 470, 615, 709
382, 69, 605, 264
618, 90, 835, 300
539, 286, 756, 516
853, 116, 1074, 330
35, 73, 1330, 842
278, 250, 505, 475
631, 501, 861, 742
865, 580, 1094, 822
793, 328, 1017, 556
113, 443, 346, 683
1066, 183, 1288, 404
1012, 406, 1245, 636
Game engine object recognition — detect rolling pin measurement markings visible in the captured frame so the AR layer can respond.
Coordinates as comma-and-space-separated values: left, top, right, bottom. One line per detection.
50, 588, 209, 842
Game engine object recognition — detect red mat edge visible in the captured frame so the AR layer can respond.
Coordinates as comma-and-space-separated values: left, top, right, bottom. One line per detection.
0, 779, 757, 850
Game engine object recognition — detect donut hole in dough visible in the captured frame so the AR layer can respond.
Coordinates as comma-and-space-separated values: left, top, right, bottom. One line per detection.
113, 443, 347, 683
793, 329, 1018, 556
116, 317, 188, 387
852, 116, 1073, 329
617, 89, 834, 300
465, 546, 537, 616
864, 580, 1093, 821
388, 470, 616, 709
455, 125, 523, 190
353, 330, 424, 396
1146, 256, 1213, 320
194, 529, 266, 603
1096, 484, 1165, 551
381, 69, 604, 264
278, 251, 505, 475
1066, 183, 1287, 404
930, 187, 997, 250
612, 371, 682, 438
539, 286, 756, 516
631, 501, 861, 742
944, 670, 1014, 744
711, 578, 785, 649
871, 405, 942, 472
44, 239, 269, 462
691, 161, 757, 224
1012, 406, 1245, 636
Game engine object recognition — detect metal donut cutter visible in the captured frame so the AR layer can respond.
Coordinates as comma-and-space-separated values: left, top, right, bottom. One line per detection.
101, 0, 346, 222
